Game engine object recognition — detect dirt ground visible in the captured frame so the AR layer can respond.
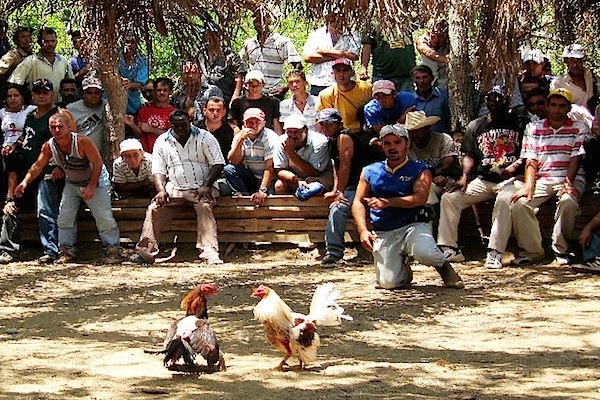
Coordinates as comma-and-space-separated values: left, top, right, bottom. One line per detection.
0, 243, 599, 400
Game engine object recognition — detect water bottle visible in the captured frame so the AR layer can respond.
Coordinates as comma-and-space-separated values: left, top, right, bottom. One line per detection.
294, 182, 324, 201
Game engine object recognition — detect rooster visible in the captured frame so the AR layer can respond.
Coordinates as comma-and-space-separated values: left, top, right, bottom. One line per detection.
146, 283, 226, 371
251, 282, 352, 370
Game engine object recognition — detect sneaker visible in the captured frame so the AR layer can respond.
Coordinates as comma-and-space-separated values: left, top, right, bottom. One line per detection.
127, 253, 148, 265
439, 246, 465, 262
511, 254, 543, 266
55, 252, 75, 264
103, 247, 123, 265
0, 251, 14, 264
199, 249, 224, 265
572, 257, 600, 273
38, 254, 57, 264
434, 262, 464, 289
554, 253, 575, 266
321, 253, 342, 266
485, 249, 503, 269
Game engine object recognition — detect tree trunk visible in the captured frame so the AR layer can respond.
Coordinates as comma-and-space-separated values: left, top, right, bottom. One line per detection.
447, 0, 477, 132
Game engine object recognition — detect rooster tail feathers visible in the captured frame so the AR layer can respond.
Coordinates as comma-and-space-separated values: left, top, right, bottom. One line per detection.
308, 282, 353, 326
162, 338, 196, 367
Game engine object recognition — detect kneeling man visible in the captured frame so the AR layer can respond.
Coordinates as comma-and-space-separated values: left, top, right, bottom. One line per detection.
352, 124, 463, 289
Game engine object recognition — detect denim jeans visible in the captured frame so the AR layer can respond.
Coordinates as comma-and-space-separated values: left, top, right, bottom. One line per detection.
37, 179, 64, 257
0, 179, 39, 253
58, 182, 120, 255
583, 229, 600, 262
222, 164, 275, 195
324, 189, 355, 259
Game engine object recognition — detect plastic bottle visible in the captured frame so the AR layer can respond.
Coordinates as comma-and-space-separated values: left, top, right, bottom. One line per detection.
294, 182, 324, 201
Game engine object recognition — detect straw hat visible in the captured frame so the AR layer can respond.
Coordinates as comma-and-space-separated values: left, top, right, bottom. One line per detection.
405, 111, 440, 130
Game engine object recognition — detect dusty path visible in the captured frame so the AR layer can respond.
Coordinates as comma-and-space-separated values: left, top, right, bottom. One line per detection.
1, 245, 598, 399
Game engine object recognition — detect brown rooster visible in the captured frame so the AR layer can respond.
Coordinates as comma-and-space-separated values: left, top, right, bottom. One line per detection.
146, 283, 226, 371
251, 282, 352, 370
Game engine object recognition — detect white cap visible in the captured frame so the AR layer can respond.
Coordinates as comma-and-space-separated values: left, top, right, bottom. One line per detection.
244, 70, 266, 83
283, 114, 307, 130
562, 44, 585, 59
522, 49, 544, 64
119, 138, 143, 153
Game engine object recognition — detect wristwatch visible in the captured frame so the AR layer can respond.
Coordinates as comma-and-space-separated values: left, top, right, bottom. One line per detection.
259, 187, 268, 193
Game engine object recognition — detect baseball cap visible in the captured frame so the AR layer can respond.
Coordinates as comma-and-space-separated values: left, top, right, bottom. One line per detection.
316, 108, 342, 123
244, 70, 265, 83
332, 58, 353, 69
379, 124, 409, 140
119, 138, 143, 154
243, 108, 265, 122
486, 84, 507, 98
548, 88, 573, 103
32, 78, 53, 92
82, 76, 103, 91
562, 44, 585, 59
372, 80, 396, 95
522, 49, 544, 64
283, 114, 307, 130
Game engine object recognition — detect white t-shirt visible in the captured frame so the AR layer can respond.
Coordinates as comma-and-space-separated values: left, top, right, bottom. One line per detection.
0, 105, 36, 146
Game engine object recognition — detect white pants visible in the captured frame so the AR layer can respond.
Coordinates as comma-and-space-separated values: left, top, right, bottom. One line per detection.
511, 180, 583, 257
437, 177, 516, 253
373, 223, 446, 289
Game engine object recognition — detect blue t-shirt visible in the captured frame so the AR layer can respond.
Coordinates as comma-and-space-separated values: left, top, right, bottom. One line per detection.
413, 87, 450, 133
118, 53, 149, 115
364, 91, 416, 127
363, 159, 429, 231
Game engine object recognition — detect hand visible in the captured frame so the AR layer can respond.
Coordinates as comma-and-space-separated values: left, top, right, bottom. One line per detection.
122, 77, 130, 90
432, 175, 448, 187
447, 176, 468, 192
1, 144, 15, 157
364, 197, 389, 210
250, 190, 267, 205
81, 185, 95, 201
139, 122, 156, 134
15, 182, 27, 197
123, 115, 135, 127
239, 127, 254, 139
324, 190, 349, 205
153, 190, 170, 206
51, 167, 65, 181
558, 182, 579, 198
196, 186, 214, 203
359, 66, 369, 81
511, 186, 532, 203
579, 226, 592, 249
3, 200, 18, 215
359, 230, 376, 253
283, 137, 295, 155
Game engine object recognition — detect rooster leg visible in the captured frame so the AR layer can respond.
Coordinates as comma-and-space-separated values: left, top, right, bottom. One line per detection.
275, 354, 291, 371
298, 359, 304, 370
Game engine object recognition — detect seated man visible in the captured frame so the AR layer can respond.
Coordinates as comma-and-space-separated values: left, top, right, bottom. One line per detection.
411, 64, 450, 133
573, 210, 600, 272
318, 108, 383, 265
351, 124, 463, 289
437, 86, 524, 269
273, 114, 332, 194
224, 108, 278, 205
405, 110, 459, 204
511, 88, 587, 265
130, 110, 225, 265
15, 113, 121, 264
112, 138, 154, 199
316, 58, 372, 134
363, 79, 415, 134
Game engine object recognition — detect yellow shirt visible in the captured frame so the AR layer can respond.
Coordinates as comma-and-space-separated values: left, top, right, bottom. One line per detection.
316, 80, 372, 132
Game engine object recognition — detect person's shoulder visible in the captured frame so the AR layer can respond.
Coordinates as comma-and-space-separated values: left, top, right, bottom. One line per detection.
318, 85, 335, 97
308, 130, 329, 145
364, 98, 381, 111
356, 80, 372, 91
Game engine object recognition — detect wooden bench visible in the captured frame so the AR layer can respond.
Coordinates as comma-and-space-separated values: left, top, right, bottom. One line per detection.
16, 193, 598, 246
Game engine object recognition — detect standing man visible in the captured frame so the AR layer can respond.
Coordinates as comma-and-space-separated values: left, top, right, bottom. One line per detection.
415, 19, 449, 87
360, 31, 416, 92
239, 8, 302, 98
130, 110, 225, 265
351, 124, 463, 289
0, 26, 34, 103
302, 12, 360, 95
9, 27, 74, 101
273, 114, 332, 194
511, 88, 587, 266
318, 108, 382, 265
56, 78, 80, 107
436, 86, 524, 269
224, 108, 279, 205
316, 58, 372, 133
67, 76, 110, 164
119, 33, 149, 116
411, 65, 450, 133
551, 44, 599, 114
128, 77, 176, 153
68, 30, 89, 86
15, 113, 121, 264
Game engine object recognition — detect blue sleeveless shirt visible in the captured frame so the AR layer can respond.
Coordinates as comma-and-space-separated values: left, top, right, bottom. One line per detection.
363, 159, 430, 231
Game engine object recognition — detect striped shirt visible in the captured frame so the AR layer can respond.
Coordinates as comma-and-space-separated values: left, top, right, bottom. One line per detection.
112, 152, 153, 184
279, 94, 319, 131
521, 118, 587, 185
152, 125, 225, 191
240, 128, 279, 179
240, 33, 301, 89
